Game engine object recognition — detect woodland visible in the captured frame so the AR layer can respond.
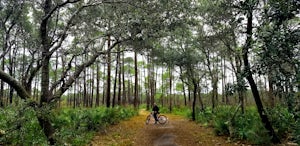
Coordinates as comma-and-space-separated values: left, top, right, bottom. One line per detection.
0, 0, 299, 145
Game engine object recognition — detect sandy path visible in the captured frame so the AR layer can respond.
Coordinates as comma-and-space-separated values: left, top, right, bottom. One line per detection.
89, 109, 242, 146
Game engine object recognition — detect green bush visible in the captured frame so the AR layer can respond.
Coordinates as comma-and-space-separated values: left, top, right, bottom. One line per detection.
170, 106, 191, 117
266, 106, 295, 139
213, 106, 233, 136
0, 104, 137, 146
52, 106, 137, 146
195, 107, 213, 125
0, 103, 48, 145
231, 108, 271, 145
293, 120, 300, 144
194, 105, 274, 145
158, 105, 170, 113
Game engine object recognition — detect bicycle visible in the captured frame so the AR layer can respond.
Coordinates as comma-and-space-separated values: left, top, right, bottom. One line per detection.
145, 112, 168, 125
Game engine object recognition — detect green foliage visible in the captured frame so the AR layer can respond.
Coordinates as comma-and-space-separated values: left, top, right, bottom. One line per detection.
0, 103, 47, 145
195, 107, 213, 126
266, 106, 295, 139
293, 118, 300, 145
52, 106, 137, 146
0, 104, 137, 146
212, 106, 233, 136
170, 106, 191, 117
157, 105, 169, 114
231, 108, 271, 145
193, 105, 298, 145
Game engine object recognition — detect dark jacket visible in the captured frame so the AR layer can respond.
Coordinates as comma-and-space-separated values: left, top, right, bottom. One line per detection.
152, 105, 159, 113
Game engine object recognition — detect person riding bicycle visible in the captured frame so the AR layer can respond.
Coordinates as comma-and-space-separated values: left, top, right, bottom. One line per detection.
152, 103, 160, 124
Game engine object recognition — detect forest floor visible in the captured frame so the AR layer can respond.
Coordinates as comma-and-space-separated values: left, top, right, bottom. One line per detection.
88, 109, 293, 146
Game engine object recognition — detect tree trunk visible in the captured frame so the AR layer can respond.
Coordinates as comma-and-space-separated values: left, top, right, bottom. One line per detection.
150, 58, 155, 107
83, 62, 87, 107
127, 79, 131, 104
96, 61, 100, 107
146, 56, 151, 110
197, 83, 204, 111
183, 82, 187, 106
235, 55, 245, 113
122, 51, 126, 105
117, 47, 122, 105
8, 49, 14, 104
222, 56, 225, 103
102, 65, 106, 105
0, 43, 5, 107
106, 36, 111, 108
112, 51, 118, 107
134, 51, 138, 108
204, 50, 217, 110
191, 80, 197, 121
243, 4, 280, 143
90, 67, 94, 107
268, 74, 275, 107
188, 86, 191, 106
39, 0, 57, 143
73, 74, 77, 108
169, 66, 172, 112
37, 116, 55, 145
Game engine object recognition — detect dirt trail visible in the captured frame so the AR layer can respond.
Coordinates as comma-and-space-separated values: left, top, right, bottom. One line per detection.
89, 109, 244, 146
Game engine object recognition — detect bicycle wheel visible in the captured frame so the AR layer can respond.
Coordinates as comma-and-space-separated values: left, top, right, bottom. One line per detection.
145, 115, 151, 125
158, 115, 168, 124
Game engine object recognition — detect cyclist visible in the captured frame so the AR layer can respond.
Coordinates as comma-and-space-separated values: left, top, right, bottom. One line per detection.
152, 103, 160, 124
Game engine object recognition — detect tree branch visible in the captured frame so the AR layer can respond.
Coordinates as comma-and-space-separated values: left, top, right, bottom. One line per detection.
42, 0, 82, 23
0, 70, 31, 100
49, 39, 122, 103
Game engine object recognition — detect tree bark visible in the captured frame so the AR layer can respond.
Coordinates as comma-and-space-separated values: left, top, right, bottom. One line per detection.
146, 56, 151, 110
106, 36, 111, 108
117, 47, 122, 105
134, 51, 138, 108
197, 83, 204, 111
112, 47, 119, 107
122, 51, 126, 105
96, 61, 100, 107
242, 3, 280, 143
191, 79, 197, 121
268, 73, 275, 107
0, 70, 31, 99
169, 66, 173, 112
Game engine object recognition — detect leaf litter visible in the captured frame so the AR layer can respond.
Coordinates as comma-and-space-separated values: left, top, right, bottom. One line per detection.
88, 109, 277, 146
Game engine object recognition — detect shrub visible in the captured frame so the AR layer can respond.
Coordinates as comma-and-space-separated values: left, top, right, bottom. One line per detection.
195, 105, 273, 145
195, 107, 213, 125
0, 104, 137, 146
0, 103, 47, 145
231, 108, 271, 145
170, 106, 191, 117
293, 120, 300, 144
52, 106, 137, 146
212, 106, 233, 136
266, 106, 295, 139
292, 111, 300, 144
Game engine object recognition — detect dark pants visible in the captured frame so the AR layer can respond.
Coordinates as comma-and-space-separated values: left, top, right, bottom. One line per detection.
153, 111, 158, 122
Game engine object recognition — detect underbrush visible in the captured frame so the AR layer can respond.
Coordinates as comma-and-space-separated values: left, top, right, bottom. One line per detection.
0, 103, 137, 146
160, 105, 191, 117
194, 105, 298, 145
0, 104, 48, 145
